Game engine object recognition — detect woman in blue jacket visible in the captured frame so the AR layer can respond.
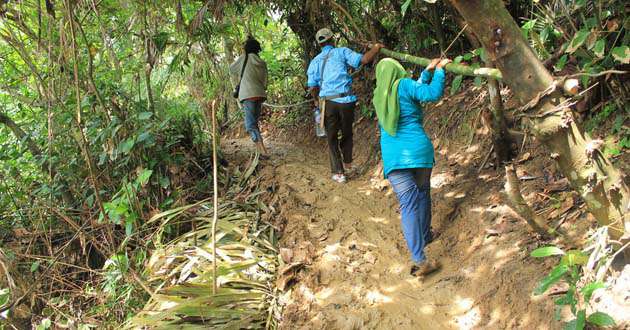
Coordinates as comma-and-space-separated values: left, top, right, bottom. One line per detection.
372, 57, 450, 276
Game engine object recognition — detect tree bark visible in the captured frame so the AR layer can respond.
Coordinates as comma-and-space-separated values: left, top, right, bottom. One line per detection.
451, 0, 629, 239
447, 5, 515, 164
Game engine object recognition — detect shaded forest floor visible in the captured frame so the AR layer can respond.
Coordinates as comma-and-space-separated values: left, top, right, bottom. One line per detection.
220, 85, 629, 329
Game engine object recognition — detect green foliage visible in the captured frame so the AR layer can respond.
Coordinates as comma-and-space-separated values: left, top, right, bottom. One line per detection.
611, 46, 629, 64
531, 246, 616, 329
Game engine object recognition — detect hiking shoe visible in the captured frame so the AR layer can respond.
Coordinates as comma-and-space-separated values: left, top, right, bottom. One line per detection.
331, 174, 347, 183
410, 259, 442, 277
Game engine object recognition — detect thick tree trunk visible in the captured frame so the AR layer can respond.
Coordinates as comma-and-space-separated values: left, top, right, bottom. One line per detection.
448, 6, 514, 164
451, 0, 629, 239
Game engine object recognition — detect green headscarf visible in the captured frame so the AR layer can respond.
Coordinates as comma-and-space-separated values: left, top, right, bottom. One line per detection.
372, 58, 410, 136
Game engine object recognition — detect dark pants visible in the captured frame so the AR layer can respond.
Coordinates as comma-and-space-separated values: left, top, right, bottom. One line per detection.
242, 100, 263, 142
324, 100, 355, 174
388, 168, 432, 263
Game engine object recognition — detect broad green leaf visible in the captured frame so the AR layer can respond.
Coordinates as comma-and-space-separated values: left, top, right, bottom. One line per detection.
566, 30, 590, 53
137, 169, 153, 186
401, 0, 413, 17
587, 312, 616, 327
554, 289, 576, 307
592, 39, 605, 58
0, 288, 10, 307
561, 250, 588, 266
535, 264, 568, 295
564, 310, 586, 330
119, 138, 135, 155
611, 46, 629, 64
36, 318, 52, 330
137, 131, 152, 143
554, 54, 568, 72
450, 75, 463, 95
522, 19, 537, 30
125, 218, 134, 237
581, 281, 605, 302
531, 246, 565, 257
31, 261, 41, 273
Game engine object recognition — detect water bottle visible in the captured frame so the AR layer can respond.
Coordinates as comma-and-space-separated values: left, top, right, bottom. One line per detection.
314, 107, 326, 137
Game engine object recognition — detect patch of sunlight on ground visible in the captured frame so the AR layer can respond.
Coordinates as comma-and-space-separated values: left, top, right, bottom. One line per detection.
470, 206, 484, 214
298, 284, 316, 303
466, 235, 484, 255
460, 266, 476, 278
388, 262, 406, 275
453, 306, 481, 330
357, 184, 374, 196
486, 307, 504, 328
420, 304, 435, 315
315, 287, 335, 303
368, 217, 389, 224
365, 289, 393, 305
321, 243, 342, 263
454, 296, 474, 311
431, 172, 453, 188
445, 191, 467, 199
381, 284, 403, 294
469, 264, 488, 281
493, 246, 520, 269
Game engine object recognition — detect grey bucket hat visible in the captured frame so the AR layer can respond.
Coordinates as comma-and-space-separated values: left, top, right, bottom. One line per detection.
315, 28, 333, 44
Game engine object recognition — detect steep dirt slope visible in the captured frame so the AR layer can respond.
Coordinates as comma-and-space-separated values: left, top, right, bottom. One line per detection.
224, 133, 581, 329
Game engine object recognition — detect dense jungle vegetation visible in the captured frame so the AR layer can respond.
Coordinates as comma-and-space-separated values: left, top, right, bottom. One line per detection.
0, 0, 628, 329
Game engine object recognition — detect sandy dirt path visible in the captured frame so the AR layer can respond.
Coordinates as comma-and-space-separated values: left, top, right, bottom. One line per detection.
225, 137, 557, 330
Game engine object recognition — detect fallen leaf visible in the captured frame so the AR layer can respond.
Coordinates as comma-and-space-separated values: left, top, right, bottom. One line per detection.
280, 248, 293, 263
518, 152, 532, 163
485, 228, 500, 237
276, 262, 305, 291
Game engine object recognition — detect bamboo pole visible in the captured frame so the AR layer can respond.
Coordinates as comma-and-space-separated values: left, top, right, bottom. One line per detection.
211, 100, 219, 295
379, 48, 503, 80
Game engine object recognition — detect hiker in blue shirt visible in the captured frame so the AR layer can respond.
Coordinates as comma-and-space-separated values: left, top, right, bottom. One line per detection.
372, 57, 451, 277
307, 28, 383, 183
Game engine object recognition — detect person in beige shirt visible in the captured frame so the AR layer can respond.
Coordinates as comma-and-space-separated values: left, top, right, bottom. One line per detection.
230, 36, 269, 156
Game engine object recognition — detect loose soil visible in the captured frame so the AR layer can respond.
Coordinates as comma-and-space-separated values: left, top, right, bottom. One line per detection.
222, 88, 625, 329
224, 136, 570, 330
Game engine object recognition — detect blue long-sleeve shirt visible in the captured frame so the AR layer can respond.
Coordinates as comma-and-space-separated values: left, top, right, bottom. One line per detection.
306, 45, 364, 104
380, 68, 445, 177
